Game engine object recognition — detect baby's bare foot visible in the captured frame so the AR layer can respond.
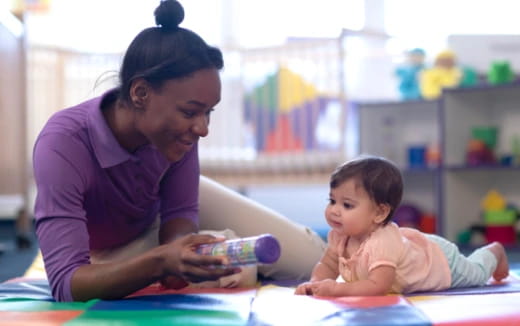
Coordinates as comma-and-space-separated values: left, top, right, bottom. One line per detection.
486, 242, 509, 281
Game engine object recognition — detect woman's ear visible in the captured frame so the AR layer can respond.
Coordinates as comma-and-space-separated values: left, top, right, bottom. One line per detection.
374, 203, 391, 224
129, 78, 150, 109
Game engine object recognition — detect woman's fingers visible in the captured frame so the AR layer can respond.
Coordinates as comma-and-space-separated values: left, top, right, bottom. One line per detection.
167, 233, 242, 283
180, 233, 225, 247
179, 233, 230, 266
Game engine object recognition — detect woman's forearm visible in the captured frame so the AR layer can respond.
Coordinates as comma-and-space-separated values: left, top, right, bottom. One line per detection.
70, 245, 167, 301
159, 217, 198, 244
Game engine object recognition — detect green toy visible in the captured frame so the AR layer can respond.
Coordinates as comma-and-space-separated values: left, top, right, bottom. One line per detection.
471, 126, 498, 149
460, 66, 478, 87
487, 60, 515, 85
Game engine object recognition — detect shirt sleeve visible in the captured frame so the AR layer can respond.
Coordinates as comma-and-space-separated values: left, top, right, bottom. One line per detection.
33, 134, 91, 302
159, 143, 200, 226
365, 226, 404, 273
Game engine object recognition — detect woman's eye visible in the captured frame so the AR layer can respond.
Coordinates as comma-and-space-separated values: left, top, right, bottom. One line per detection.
205, 108, 215, 116
182, 110, 196, 118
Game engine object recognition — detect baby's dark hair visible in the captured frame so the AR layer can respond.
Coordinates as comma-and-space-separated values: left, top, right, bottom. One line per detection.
118, 0, 224, 103
330, 156, 403, 225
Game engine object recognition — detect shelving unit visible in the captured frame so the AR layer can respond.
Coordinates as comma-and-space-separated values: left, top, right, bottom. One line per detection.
353, 82, 520, 242
441, 83, 520, 241
352, 99, 442, 231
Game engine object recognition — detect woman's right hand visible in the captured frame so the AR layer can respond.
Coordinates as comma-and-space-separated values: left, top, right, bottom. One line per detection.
161, 233, 240, 285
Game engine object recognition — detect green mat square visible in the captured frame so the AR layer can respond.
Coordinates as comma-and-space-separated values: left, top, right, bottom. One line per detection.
0, 299, 97, 312
66, 309, 248, 326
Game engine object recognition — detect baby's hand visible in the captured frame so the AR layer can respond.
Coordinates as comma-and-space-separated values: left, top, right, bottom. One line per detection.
309, 279, 337, 297
294, 281, 314, 295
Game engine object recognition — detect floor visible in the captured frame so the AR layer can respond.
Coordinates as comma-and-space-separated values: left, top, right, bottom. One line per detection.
1, 213, 519, 283
0, 220, 38, 282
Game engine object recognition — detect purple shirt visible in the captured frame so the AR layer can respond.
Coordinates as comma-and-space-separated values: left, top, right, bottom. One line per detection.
33, 89, 200, 301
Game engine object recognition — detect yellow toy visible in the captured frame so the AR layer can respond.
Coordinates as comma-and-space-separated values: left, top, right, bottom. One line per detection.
480, 189, 517, 245
420, 50, 462, 99
481, 189, 506, 211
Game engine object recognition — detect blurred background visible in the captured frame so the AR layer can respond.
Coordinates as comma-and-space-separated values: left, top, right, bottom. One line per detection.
1, 0, 520, 280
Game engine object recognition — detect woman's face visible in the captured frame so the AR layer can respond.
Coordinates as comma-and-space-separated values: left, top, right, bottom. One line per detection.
136, 68, 221, 162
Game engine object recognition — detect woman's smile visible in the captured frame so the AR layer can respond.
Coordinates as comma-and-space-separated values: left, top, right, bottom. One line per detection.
177, 138, 194, 151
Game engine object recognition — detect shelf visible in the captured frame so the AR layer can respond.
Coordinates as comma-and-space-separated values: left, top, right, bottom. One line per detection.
354, 83, 520, 243
402, 167, 441, 174
444, 165, 520, 172
443, 81, 520, 95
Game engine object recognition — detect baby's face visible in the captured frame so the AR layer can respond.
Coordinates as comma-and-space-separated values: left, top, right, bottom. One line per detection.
325, 179, 383, 241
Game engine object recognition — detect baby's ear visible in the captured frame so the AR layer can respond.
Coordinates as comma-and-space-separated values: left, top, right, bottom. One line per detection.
374, 203, 391, 224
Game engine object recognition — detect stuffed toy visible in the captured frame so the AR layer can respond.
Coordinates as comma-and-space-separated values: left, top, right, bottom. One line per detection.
420, 50, 462, 99
395, 48, 426, 100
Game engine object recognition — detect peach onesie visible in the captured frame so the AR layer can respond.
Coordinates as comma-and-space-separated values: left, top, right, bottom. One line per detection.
328, 222, 451, 294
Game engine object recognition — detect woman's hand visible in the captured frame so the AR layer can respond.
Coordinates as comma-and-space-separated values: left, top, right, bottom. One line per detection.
160, 233, 240, 286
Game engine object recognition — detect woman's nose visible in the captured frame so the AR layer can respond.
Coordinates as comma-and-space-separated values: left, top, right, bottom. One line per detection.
192, 116, 209, 137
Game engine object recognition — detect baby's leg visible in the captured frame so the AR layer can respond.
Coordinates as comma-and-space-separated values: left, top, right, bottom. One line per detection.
428, 234, 506, 288
483, 242, 509, 281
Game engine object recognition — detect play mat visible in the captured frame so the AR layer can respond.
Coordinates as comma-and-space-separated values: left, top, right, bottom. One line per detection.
1, 264, 520, 325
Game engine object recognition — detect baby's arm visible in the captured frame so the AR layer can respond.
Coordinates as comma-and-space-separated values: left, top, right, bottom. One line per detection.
310, 246, 339, 281
310, 265, 396, 297
295, 246, 338, 295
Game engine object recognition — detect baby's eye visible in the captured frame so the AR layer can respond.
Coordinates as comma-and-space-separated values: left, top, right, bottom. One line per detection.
343, 202, 353, 209
328, 198, 335, 205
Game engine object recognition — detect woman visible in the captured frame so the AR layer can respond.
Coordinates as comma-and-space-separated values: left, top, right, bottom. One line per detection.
33, 0, 325, 302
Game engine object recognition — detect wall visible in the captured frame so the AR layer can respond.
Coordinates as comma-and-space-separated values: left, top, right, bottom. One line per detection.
0, 17, 27, 212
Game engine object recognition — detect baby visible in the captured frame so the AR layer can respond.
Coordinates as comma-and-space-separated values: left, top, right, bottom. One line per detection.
295, 155, 509, 297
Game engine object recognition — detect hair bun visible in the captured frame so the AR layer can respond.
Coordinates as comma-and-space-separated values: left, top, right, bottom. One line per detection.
154, 0, 184, 30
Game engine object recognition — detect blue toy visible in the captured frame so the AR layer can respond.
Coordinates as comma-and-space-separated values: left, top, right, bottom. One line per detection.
395, 48, 426, 100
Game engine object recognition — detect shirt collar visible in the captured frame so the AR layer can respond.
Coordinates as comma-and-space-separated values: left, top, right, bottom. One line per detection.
87, 88, 134, 168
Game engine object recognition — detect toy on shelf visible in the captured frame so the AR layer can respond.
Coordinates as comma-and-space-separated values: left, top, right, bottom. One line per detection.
419, 213, 436, 234
394, 204, 421, 228
196, 234, 281, 266
425, 143, 441, 167
466, 126, 498, 166
456, 224, 487, 246
459, 65, 479, 87
481, 190, 517, 245
487, 60, 515, 85
395, 48, 426, 100
394, 203, 436, 234
407, 143, 441, 168
420, 50, 462, 100
407, 145, 427, 168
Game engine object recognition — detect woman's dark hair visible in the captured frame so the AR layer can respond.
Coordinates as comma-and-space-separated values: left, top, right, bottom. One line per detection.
118, 0, 224, 103
330, 156, 403, 225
